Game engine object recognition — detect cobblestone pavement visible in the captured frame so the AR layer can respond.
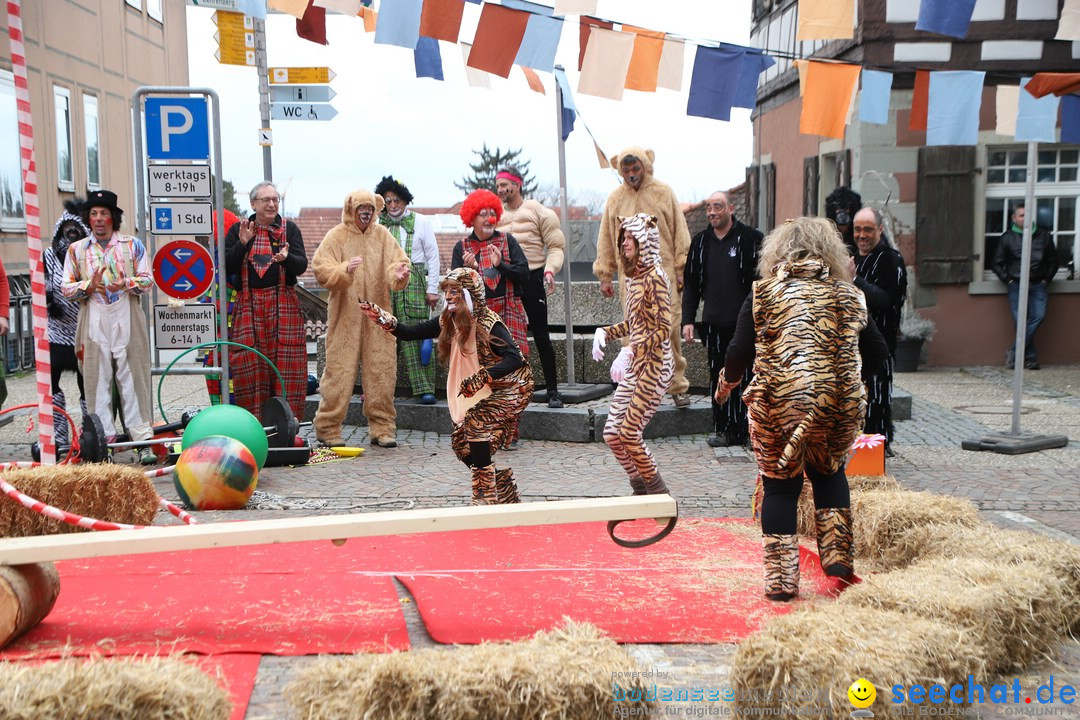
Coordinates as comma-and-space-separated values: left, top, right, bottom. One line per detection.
1, 365, 1078, 718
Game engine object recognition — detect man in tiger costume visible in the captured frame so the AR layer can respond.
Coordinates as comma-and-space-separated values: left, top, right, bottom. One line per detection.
715, 217, 888, 601
592, 214, 674, 496
359, 267, 533, 505
593, 147, 692, 408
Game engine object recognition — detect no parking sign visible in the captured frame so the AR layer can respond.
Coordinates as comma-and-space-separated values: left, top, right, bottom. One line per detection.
153, 239, 214, 300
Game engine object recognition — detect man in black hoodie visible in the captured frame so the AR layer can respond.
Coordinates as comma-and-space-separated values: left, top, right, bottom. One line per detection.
992, 204, 1057, 370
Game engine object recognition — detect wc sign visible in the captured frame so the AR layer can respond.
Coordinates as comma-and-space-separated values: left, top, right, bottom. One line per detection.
144, 97, 210, 160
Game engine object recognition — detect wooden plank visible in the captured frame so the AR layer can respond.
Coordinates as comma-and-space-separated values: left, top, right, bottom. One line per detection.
0, 496, 678, 566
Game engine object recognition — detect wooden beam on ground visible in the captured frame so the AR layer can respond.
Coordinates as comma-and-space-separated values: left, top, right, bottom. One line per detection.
0, 495, 678, 566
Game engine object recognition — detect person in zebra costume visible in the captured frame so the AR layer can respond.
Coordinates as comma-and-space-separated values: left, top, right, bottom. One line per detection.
375, 176, 441, 405
46, 199, 90, 447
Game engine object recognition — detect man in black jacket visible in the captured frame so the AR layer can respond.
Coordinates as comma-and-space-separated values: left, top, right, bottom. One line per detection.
852, 208, 907, 455
992, 204, 1057, 370
681, 191, 763, 447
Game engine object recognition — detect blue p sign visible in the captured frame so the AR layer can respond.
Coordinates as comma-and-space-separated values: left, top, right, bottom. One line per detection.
145, 97, 209, 160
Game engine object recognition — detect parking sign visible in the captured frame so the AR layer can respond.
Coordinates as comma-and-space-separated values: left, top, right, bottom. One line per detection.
145, 97, 210, 160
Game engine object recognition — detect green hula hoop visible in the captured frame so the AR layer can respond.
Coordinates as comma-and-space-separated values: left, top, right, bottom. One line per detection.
156, 340, 284, 423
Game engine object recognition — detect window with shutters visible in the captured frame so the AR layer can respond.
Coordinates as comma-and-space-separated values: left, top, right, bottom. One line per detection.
983, 145, 1078, 282
0, 71, 24, 231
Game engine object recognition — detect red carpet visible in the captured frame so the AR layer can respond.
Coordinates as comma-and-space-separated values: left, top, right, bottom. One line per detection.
391, 519, 842, 644
194, 653, 262, 720
0, 548, 410, 660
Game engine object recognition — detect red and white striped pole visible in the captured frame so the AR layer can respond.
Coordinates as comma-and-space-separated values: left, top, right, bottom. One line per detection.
7, 0, 55, 464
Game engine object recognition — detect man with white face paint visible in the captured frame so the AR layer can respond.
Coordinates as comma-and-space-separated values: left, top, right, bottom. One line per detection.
313, 189, 410, 449
593, 147, 692, 408
375, 175, 441, 406
61, 190, 155, 463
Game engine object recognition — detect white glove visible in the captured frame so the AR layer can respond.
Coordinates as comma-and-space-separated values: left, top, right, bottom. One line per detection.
610, 346, 633, 383
591, 327, 607, 361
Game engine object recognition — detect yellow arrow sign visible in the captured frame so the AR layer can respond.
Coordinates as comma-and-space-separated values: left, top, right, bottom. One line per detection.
216, 46, 255, 67
213, 10, 251, 31
268, 67, 335, 85
215, 29, 255, 48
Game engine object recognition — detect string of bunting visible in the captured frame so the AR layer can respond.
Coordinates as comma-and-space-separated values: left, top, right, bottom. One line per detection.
219, 0, 1080, 145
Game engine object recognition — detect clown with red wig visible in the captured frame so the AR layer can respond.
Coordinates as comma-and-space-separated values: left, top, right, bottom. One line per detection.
451, 189, 531, 450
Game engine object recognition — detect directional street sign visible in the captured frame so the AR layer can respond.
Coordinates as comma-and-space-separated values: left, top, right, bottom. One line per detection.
214, 10, 254, 66
270, 85, 336, 103
150, 202, 213, 235
216, 47, 255, 65
268, 67, 335, 85
270, 103, 338, 121
187, 0, 240, 9
148, 164, 211, 197
144, 97, 210, 160
153, 240, 215, 300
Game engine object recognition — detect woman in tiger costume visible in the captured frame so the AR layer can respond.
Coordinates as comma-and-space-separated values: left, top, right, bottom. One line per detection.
715, 217, 887, 601
359, 267, 533, 505
592, 214, 674, 496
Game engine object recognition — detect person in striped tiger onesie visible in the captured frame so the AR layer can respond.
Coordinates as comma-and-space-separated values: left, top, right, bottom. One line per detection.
359, 267, 533, 505
715, 217, 888, 601
592, 214, 674, 496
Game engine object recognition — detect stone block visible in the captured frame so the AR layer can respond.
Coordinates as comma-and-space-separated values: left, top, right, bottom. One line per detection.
593, 400, 713, 442
893, 388, 912, 421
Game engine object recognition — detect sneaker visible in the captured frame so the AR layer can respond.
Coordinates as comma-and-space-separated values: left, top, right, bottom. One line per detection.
420, 393, 437, 405
547, 392, 564, 409
707, 434, 732, 448
503, 440, 519, 451
1024, 360, 1040, 370
673, 393, 692, 408
137, 446, 157, 466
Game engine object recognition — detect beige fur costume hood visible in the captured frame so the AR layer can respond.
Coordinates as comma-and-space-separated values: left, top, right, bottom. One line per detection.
312, 189, 410, 444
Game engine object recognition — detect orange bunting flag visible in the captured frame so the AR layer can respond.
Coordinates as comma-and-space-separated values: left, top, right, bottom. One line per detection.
467, 4, 530, 78
909, 69, 930, 131
799, 61, 861, 139
622, 25, 665, 92
360, 7, 377, 32
656, 39, 684, 91
796, 0, 854, 41
420, 0, 464, 42
578, 27, 635, 100
520, 66, 546, 95
1024, 73, 1080, 98
269, 0, 308, 19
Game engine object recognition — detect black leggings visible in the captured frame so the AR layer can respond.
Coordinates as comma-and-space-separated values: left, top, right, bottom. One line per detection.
522, 268, 558, 393
461, 440, 492, 469
760, 467, 850, 535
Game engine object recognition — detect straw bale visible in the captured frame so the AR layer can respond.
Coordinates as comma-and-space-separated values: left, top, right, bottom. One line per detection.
895, 523, 1080, 631
0, 465, 159, 537
847, 474, 901, 492
837, 556, 1069, 673
286, 621, 655, 719
758, 476, 903, 539
0, 655, 230, 720
851, 488, 981, 570
730, 604, 988, 718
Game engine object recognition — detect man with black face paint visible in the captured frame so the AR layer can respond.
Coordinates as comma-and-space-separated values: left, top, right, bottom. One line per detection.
593, 147, 692, 408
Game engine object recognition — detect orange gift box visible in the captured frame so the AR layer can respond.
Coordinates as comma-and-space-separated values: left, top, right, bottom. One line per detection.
846, 434, 886, 476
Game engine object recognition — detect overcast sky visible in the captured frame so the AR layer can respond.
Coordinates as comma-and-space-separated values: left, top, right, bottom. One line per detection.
184, 1, 754, 216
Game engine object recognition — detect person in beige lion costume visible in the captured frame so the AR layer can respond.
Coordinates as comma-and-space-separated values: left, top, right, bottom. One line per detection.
313, 189, 410, 448
593, 147, 692, 406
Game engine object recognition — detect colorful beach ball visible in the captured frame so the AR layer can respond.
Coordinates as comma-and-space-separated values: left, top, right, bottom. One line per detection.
173, 435, 259, 510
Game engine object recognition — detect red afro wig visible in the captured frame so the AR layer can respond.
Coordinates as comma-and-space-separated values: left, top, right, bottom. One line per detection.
460, 189, 502, 227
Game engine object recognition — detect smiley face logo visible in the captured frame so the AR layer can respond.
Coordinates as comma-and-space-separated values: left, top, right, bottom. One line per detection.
848, 678, 876, 709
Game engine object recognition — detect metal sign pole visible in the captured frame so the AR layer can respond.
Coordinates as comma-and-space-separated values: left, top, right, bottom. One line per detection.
255, 18, 272, 181
554, 67, 576, 385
